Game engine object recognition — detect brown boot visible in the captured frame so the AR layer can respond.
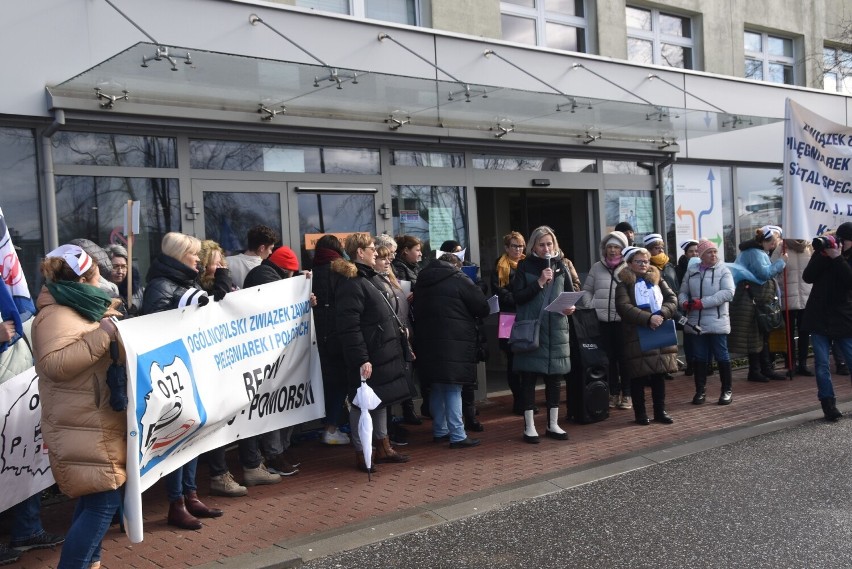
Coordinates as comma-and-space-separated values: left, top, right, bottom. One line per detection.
184, 491, 223, 518
374, 437, 410, 464
355, 451, 377, 473
167, 497, 202, 530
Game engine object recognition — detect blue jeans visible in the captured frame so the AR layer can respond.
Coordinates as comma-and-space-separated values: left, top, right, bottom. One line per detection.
430, 383, 465, 443
165, 459, 198, 502
811, 334, 852, 400
10, 493, 44, 542
57, 489, 121, 569
692, 334, 730, 364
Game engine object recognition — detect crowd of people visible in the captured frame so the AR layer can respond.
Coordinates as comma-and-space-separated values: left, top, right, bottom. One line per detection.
3, 218, 852, 567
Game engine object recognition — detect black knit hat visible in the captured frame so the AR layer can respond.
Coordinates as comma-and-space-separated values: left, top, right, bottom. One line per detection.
614, 221, 634, 233
836, 222, 852, 241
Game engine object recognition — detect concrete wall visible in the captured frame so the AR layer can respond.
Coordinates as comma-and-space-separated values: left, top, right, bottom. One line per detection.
431, 0, 500, 38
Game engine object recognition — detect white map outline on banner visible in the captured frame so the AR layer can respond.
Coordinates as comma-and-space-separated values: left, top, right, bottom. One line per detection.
117, 275, 324, 542
0, 368, 55, 512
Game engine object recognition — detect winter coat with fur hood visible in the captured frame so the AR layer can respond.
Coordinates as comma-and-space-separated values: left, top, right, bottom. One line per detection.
615, 265, 679, 381
771, 240, 812, 311
32, 288, 127, 498
333, 259, 411, 407
581, 231, 629, 322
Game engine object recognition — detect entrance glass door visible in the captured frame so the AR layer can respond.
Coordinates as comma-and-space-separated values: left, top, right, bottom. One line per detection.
288, 183, 379, 267
191, 180, 286, 255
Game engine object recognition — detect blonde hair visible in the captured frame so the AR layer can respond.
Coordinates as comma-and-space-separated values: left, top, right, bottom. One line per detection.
526, 226, 560, 256
344, 232, 373, 260
161, 232, 201, 263
198, 240, 226, 290
376, 245, 401, 289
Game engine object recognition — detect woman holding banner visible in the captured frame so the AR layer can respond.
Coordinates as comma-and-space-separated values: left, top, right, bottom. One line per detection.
32, 244, 124, 568
141, 232, 224, 531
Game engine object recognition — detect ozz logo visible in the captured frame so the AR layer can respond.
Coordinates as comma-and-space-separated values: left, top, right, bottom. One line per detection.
136, 341, 206, 474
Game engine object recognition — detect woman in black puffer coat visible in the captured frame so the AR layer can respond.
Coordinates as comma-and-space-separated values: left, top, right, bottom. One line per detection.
310, 235, 351, 445
334, 233, 411, 472
414, 254, 490, 448
141, 232, 222, 531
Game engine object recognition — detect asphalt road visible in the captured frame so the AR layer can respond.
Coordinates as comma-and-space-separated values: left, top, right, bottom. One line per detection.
302, 415, 852, 569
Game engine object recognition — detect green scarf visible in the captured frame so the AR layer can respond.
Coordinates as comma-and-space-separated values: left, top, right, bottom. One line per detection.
46, 281, 113, 322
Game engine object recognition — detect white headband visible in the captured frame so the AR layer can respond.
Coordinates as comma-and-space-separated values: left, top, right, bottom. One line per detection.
679, 240, 698, 251
45, 244, 93, 276
643, 233, 664, 247
761, 225, 782, 240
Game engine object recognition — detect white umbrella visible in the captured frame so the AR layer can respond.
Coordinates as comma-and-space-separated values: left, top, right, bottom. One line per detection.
352, 376, 381, 480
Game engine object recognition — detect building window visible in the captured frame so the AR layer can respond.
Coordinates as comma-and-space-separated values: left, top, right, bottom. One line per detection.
296, 0, 420, 26
626, 6, 693, 69
392, 185, 467, 257
189, 141, 380, 174
500, 0, 587, 53
823, 46, 852, 94
0, 128, 42, 298
744, 30, 794, 84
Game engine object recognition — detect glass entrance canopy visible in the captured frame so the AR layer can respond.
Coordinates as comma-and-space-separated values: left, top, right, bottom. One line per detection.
48, 42, 780, 146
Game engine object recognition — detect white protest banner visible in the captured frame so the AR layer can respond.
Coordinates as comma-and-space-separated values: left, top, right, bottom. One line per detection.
783, 99, 852, 239
117, 275, 324, 542
0, 368, 55, 512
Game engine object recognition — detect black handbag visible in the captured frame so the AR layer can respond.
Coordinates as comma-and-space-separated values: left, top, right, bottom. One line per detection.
745, 282, 783, 334
106, 340, 128, 412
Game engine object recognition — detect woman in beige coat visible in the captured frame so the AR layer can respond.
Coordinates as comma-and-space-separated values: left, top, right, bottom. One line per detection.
32, 244, 126, 569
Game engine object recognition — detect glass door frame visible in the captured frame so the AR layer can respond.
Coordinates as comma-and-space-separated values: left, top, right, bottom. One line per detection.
189, 178, 289, 250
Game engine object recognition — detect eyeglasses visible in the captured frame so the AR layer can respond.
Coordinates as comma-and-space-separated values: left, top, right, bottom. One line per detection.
631, 259, 650, 265
508, 244, 524, 250
361, 245, 376, 250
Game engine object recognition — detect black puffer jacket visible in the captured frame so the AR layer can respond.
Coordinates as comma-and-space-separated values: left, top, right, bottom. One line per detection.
414, 259, 490, 385
391, 257, 420, 286
491, 255, 518, 312
312, 258, 344, 358
243, 259, 289, 289
802, 251, 852, 337
333, 259, 410, 408
141, 254, 200, 315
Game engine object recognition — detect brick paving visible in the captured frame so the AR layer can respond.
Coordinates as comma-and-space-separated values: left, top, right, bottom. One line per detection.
8, 366, 846, 568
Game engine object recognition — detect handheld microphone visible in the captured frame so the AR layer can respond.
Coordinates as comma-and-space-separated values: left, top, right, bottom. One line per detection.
544, 253, 553, 283
676, 314, 702, 335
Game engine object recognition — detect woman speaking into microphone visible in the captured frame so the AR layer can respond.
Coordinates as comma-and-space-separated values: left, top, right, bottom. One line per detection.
510, 226, 577, 444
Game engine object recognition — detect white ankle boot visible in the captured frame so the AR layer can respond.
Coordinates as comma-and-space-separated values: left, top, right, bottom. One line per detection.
523, 409, 539, 443
546, 408, 568, 440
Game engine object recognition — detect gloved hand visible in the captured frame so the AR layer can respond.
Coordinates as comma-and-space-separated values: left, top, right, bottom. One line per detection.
682, 300, 692, 311
691, 299, 704, 310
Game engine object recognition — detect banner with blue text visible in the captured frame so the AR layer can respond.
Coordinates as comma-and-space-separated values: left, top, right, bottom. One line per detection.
783, 99, 852, 239
116, 275, 324, 542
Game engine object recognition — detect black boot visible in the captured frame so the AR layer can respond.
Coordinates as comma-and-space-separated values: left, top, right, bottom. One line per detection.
691, 362, 707, 405
651, 375, 673, 424
747, 353, 769, 382
821, 397, 843, 422
718, 360, 733, 405
631, 379, 649, 425
760, 346, 787, 380
462, 385, 483, 432
401, 399, 422, 425
683, 360, 694, 376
